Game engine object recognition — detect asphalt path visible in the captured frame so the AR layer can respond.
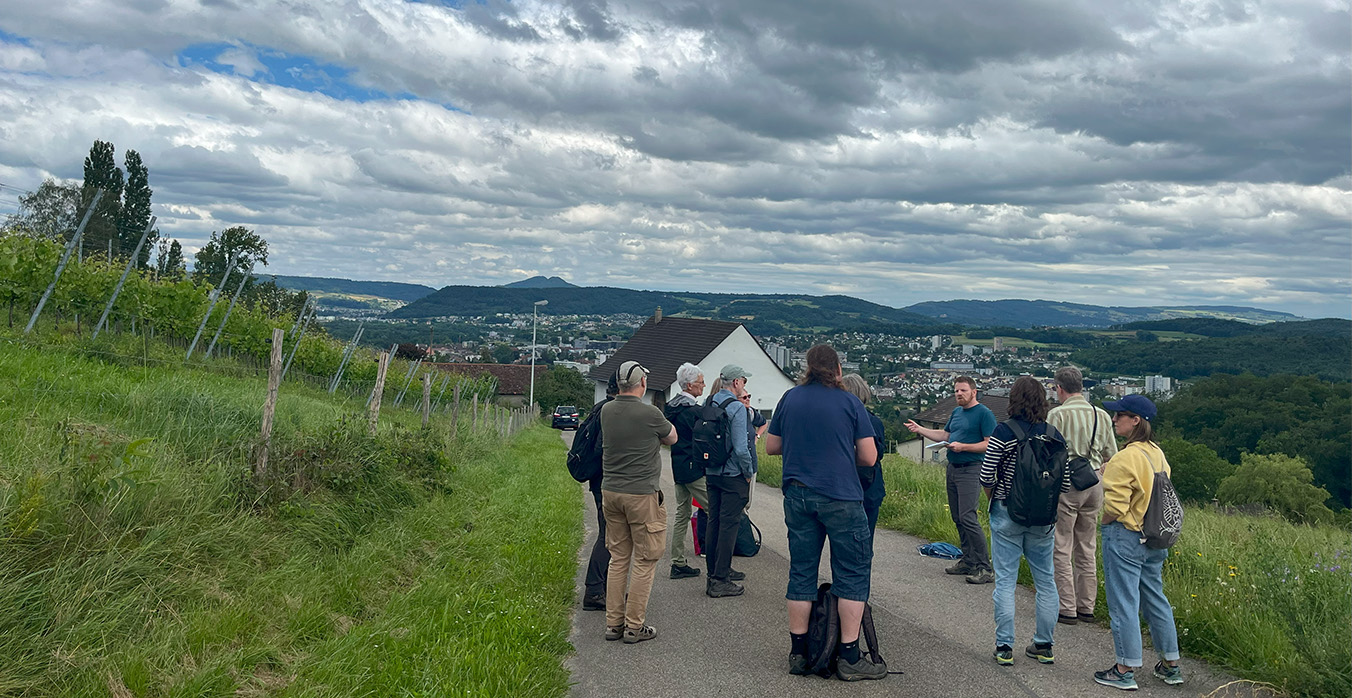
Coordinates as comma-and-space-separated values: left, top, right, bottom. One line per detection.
561, 431, 1250, 698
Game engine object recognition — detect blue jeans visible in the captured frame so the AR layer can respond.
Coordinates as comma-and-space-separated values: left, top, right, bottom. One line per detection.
783, 482, 873, 602
989, 500, 1058, 648
1101, 522, 1181, 667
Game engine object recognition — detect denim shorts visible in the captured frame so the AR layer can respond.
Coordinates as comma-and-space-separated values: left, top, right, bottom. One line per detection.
783, 482, 873, 602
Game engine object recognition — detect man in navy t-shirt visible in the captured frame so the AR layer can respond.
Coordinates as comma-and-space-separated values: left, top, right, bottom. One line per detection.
906, 375, 997, 582
767, 345, 885, 681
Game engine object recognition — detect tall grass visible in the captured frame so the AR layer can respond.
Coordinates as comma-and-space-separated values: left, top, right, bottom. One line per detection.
0, 340, 579, 696
755, 445, 1351, 697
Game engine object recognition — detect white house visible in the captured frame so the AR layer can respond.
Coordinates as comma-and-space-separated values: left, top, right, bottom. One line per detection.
588, 309, 795, 414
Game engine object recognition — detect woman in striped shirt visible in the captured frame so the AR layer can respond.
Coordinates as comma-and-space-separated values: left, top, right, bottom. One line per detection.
979, 375, 1070, 667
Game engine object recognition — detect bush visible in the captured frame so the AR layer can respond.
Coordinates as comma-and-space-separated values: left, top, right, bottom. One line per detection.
1161, 437, 1235, 503
1216, 453, 1335, 525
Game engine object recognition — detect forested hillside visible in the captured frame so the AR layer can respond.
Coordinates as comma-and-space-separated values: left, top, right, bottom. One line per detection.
1072, 319, 1350, 381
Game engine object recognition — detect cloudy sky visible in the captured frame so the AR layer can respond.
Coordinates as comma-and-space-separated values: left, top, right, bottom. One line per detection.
0, 0, 1348, 318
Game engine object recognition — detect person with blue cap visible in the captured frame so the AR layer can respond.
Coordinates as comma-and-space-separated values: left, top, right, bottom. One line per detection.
1094, 394, 1184, 690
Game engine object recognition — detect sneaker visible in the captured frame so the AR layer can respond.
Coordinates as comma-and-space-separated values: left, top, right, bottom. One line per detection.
965, 568, 995, 584
1152, 661, 1184, 685
582, 593, 606, 611
945, 561, 975, 575
1057, 614, 1078, 625
1094, 664, 1138, 691
788, 653, 810, 676
622, 624, 657, 644
1025, 642, 1054, 664
993, 645, 1014, 666
1078, 612, 1097, 623
706, 580, 745, 598
603, 625, 623, 641
728, 569, 746, 581
670, 564, 701, 579
836, 655, 887, 681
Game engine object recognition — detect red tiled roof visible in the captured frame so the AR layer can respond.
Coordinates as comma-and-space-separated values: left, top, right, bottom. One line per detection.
428, 363, 546, 396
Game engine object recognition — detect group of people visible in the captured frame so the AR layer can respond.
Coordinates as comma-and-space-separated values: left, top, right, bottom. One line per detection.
579, 348, 1183, 690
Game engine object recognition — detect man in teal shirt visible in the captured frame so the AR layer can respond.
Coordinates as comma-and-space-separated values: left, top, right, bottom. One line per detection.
906, 376, 997, 583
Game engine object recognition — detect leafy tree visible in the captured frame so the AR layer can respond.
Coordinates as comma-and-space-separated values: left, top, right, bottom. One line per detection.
153, 238, 186, 280
246, 278, 306, 319
1215, 453, 1335, 524
5, 178, 81, 239
533, 365, 594, 413
81, 140, 124, 261
1135, 330, 1158, 342
1159, 437, 1234, 503
118, 149, 157, 268
490, 343, 517, 364
1159, 373, 1350, 507
396, 343, 426, 360
193, 226, 268, 286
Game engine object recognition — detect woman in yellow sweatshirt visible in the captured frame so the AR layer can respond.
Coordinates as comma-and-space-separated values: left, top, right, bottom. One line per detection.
1093, 394, 1183, 691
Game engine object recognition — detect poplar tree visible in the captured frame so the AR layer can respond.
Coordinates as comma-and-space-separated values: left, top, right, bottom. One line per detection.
119, 149, 157, 268
81, 140, 124, 259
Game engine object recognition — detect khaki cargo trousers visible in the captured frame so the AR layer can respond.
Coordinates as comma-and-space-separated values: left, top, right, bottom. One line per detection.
602, 490, 668, 630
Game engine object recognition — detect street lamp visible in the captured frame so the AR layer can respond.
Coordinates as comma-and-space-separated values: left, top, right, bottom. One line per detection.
529, 299, 549, 411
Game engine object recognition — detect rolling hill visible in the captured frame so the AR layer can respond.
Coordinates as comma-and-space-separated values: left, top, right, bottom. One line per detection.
904, 299, 1301, 327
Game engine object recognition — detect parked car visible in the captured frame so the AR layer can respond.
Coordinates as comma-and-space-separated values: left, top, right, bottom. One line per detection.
551, 405, 580, 430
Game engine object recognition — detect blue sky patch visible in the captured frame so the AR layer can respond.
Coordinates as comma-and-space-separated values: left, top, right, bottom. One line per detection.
178, 42, 401, 103
0, 30, 33, 46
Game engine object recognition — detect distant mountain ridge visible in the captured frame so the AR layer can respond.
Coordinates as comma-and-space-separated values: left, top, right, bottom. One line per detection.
904, 299, 1301, 327
503, 276, 577, 289
388, 285, 1298, 332
271, 275, 436, 303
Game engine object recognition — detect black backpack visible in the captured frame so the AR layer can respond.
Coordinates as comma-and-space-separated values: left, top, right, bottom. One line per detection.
565, 403, 606, 483
1140, 448, 1184, 549
691, 396, 738, 472
805, 583, 893, 678
1005, 421, 1069, 527
734, 517, 761, 557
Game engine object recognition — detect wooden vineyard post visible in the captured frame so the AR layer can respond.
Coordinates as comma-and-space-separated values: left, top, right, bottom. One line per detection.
450, 382, 462, 439
369, 351, 390, 435
421, 373, 432, 428
256, 328, 285, 481
471, 395, 479, 431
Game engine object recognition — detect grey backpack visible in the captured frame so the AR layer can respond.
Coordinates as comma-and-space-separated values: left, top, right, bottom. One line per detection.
1140, 449, 1183, 549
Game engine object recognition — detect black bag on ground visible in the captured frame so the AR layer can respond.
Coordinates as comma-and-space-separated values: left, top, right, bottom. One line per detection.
691, 397, 738, 471
1140, 450, 1184, 549
733, 517, 761, 557
1005, 421, 1069, 527
693, 508, 708, 556
1066, 407, 1101, 491
805, 583, 892, 678
565, 405, 605, 483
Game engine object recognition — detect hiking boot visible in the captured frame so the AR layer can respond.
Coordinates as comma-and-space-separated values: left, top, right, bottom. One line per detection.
1057, 614, 1078, 625
1077, 612, 1097, 624
945, 561, 975, 575
622, 624, 657, 644
603, 625, 623, 641
728, 568, 746, 581
582, 593, 606, 611
1152, 661, 1184, 685
993, 645, 1014, 666
836, 655, 887, 681
1094, 664, 1138, 690
1025, 642, 1054, 664
965, 568, 995, 584
788, 653, 810, 676
670, 564, 701, 579
706, 580, 745, 598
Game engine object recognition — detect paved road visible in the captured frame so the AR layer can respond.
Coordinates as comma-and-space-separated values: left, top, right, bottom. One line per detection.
561, 431, 1250, 698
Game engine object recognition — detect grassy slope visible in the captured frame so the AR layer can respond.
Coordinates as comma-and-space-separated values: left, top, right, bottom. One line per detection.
754, 443, 1350, 698
0, 340, 579, 697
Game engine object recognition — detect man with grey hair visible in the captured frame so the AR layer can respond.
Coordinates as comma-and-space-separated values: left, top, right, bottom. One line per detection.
1047, 366, 1117, 625
600, 360, 679, 643
663, 362, 710, 580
